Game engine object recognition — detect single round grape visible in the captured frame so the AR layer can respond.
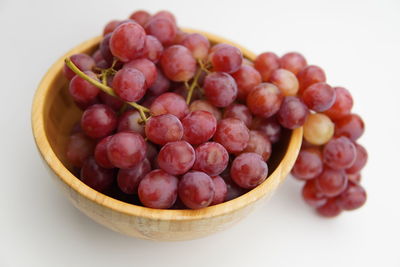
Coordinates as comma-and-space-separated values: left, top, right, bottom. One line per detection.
189, 100, 222, 121
157, 141, 195, 175
181, 33, 210, 60
92, 49, 103, 63
209, 44, 243, 73
178, 171, 215, 209
69, 71, 99, 106
316, 198, 342, 217
148, 68, 170, 96
346, 143, 368, 174
203, 72, 238, 107
63, 53, 95, 80
279, 52, 307, 75
123, 58, 157, 88
138, 169, 179, 209
277, 96, 309, 129
152, 10, 177, 23
100, 33, 113, 64
323, 87, 354, 120
145, 18, 177, 45
297, 65, 326, 93
94, 136, 114, 168
302, 82, 336, 112
193, 142, 229, 176
81, 104, 117, 139
172, 28, 188, 45
112, 68, 146, 102
254, 52, 280, 81
99, 91, 124, 112
270, 69, 299, 96
214, 118, 250, 153
129, 10, 151, 26
150, 92, 189, 119
182, 111, 217, 145
66, 132, 95, 168
160, 45, 196, 82
143, 35, 163, 63
242, 130, 272, 161
224, 103, 253, 127
117, 110, 145, 136
145, 114, 183, 145
106, 131, 146, 169
336, 182, 367, 210
80, 157, 115, 193
110, 22, 146, 62
347, 173, 361, 184
246, 83, 283, 118
315, 168, 348, 197
291, 148, 323, 180
231, 153, 268, 189
251, 116, 282, 143
302, 179, 327, 208
232, 65, 262, 101
211, 176, 228, 205
334, 114, 365, 141
103, 20, 121, 36
323, 136, 356, 170
303, 113, 334, 145
117, 158, 151, 194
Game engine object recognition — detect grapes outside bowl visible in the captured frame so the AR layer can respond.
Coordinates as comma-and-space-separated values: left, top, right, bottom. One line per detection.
31, 29, 303, 241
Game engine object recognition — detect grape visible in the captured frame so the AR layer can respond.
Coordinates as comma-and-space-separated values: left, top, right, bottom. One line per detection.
117, 158, 151, 194
160, 45, 196, 82
138, 169, 179, 209
92, 49, 103, 63
214, 118, 250, 153
209, 44, 243, 73
193, 142, 229, 176
224, 176, 247, 201
94, 136, 114, 168
110, 22, 146, 62
203, 72, 238, 107
246, 83, 283, 118
279, 52, 307, 75
68, 71, 99, 107
303, 113, 334, 145
254, 52, 280, 81
181, 33, 210, 60
316, 167, 348, 197
231, 152, 268, 189
277, 96, 309, 129
224, 103, 253, 127
100, 33, 113, 64
190, 100, 222, 121
81, 104, 117, 139
334, 114, 365, 141
178, 171, 215, 209
251, 116, 282, 143
123, 58, 157, 87
291, 148, 323, 180
80, 157, 115, 193
145, 18, 177, 45
99, 91, 124, 112
143, 35, 163, 63
148, 68, 170, 96
112, 68, 146, 102
182, 111, 217, 145
316, 198, 342, 217
302, 82, 336, 112
63, 53, 95, 80
145, 114, 183, 145
302, 179, 327, 208
106, 131, 146, 169
243, 130, 272, 161
270, 69, 299, 96
323, 87, 353, 120
172, 29, 188, 44
150, 92, 189, 119
66, 132, 95, 168
336, 182, 367, 210
297, 65, 326, 93
346, 143, 368, 174
103, 20, 121, 36
323, 136, 356, 170
157, 141, 195, 175
211, 176, 228, 205
117, 110, 145, 136
347, 173, 361, 184
129, 10, 151, 26
153, 10, 177, 23
232, 65, 262, 101
145, 142, 158, 162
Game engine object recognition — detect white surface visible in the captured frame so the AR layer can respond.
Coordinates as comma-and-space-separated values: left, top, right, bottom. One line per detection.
1, 0, 399, 266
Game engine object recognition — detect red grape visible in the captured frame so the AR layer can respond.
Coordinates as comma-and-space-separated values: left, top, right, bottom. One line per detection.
270, 69, 299, 96
323, 87, 353, 120
302, 180, 327, 208
110, 22, 146, 62
178, 171, 215, 209
94, 136, 114, 168
231, 152, 268, 189
315, 168, 348, 197
117, 158, 151, 194
334, 114, 365, 141
346, 143, 368, 174
277, 96, 309, 129
181, 33, 210, 60
254, 52, 280, 81
145, 114, 183, 145
211, 176, 228, 205
224, 103, 253, 127
92, 49, 103, 64
347, 173, 361, 184
303, 113, 334, 145
336, 182, 367, 210
68, 71, 99, 107
152, 10, 177, 24
81, 104, 117, 139
302, 82, 336, 112
242, 130, 272, 161
203, 72, 238, 107
150, 92, 189, 119
297, 65, 326, 93
63, 53, 95, 80
214, 118, 250, 153
157, 141, 195, 175
189, 100, 222, 121
291, 148, 323, 180
80, 157, 115, 193
103, 20, 121, 36
279, 52, 307, 75
100, 33, 113, 64
182, 111, 217, 145
66, 132, 95, 168
246, 83, 283, 118
112, 68, 146, 102
232, 65, 262, 101
129, 10, 151, 26
251, 116, 282, 143
323, 136, 357, 170
123, 58, 157, 87
193, 142, 229, 176
143, 35, 163, 63
99, 91, 124, 112
117, 110, 145, 136
160, 45, 196, 82
145, 18, 177, 45
209, 44, 243, 73
224, 176, 247, 201
316, 198, 342, 217
148, 68, 170, 96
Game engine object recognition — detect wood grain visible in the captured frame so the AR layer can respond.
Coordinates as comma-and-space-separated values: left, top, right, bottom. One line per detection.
31, 30, 303, 241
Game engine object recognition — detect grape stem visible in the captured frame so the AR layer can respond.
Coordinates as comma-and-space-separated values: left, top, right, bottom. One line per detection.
186, 68, 202, 104
64, 57, 150, 122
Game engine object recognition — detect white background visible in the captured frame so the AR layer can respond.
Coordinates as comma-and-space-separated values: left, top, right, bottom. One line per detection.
1, 0, 399, 266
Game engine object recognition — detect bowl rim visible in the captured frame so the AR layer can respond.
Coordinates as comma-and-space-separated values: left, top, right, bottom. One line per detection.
31, 29, 303, 221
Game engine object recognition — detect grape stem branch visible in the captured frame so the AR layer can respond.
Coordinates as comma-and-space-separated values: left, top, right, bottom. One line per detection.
186, 67, 202, 104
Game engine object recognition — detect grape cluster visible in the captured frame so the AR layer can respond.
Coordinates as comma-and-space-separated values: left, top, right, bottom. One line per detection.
64, 10, 367, 216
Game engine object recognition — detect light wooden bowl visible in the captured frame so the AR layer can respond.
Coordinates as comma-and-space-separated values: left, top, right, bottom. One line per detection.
31, 29, 303, 241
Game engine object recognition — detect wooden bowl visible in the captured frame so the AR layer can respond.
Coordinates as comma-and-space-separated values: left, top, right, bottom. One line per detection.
31, 29, 303, 241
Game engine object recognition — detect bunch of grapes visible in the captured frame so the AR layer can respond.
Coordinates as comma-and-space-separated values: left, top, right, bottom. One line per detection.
64, 9, 367, 216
